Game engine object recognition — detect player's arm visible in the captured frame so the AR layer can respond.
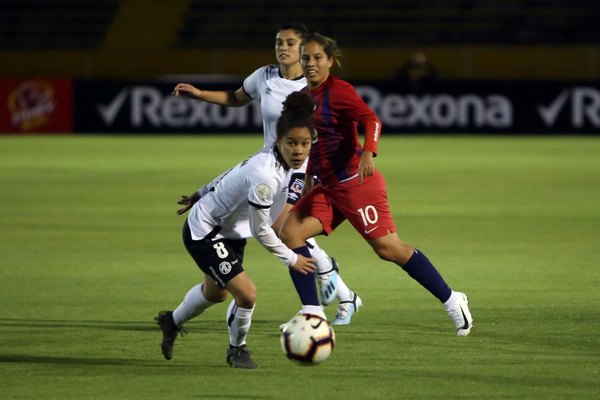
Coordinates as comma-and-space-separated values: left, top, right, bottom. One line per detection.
357, 116, 380, 184
177, 168, 235, 215
249, 205, 316, 274
172, 83, 251, 107
336, 82, 382, 183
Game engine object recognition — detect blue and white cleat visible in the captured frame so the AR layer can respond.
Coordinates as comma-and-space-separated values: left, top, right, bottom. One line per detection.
318, 257, 339, 306
331, 293, 362, 325
444, 291, 473, 336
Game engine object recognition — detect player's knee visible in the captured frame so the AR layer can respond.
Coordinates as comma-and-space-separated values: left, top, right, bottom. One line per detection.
235, 291, 256, 309
205, 291, 228, 303
279, 226, 296, 246
373, 242, 411, 265
374, 244, 395, 262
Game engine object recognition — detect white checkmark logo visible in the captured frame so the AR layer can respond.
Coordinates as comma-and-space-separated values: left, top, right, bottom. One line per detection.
97, 89, 130, 124
364, 226, 379, 235
538, 89, 570, 127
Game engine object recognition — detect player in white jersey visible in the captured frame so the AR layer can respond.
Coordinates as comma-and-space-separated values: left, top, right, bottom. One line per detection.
172, 24, 362, 325
156, 92, 320, 368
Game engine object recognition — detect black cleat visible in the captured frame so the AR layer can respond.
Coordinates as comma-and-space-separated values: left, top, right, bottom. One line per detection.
226, 345, 258, 369
155, 310, 185, 360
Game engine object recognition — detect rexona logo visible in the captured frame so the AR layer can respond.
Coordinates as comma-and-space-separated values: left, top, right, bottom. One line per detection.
356, 86, 513, 128
537, 87, 600, 128
97, 86, 261, 128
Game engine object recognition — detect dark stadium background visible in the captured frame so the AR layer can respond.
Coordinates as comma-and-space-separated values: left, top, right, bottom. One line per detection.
1, 0, 599, 134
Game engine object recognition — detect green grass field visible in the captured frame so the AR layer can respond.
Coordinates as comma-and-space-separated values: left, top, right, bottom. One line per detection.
1, 135, 599, 399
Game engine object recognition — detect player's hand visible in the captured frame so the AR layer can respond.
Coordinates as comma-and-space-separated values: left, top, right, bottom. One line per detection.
358, 151, 375, 184
177, 192, 200, 215
172, 83, 200, 99
290, 254, 317, 275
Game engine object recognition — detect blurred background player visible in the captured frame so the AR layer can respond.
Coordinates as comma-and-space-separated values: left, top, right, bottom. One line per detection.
156, 92, 319, 369
172, 23, 361, 325
279, 33, 473, 336
394, 51, 438, 92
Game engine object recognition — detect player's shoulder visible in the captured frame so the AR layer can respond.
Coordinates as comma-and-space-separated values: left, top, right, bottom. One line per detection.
245, 65, 272, 82
329, 75, 355, 91
245, 147, 279, 175
264, 64, 282, 79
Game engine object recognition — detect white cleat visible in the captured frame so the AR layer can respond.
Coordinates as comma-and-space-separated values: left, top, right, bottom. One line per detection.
331, 293, 362, 325
444, 291, 473, 336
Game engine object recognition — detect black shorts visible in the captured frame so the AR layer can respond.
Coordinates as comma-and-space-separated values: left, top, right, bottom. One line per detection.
182, 221, 246, 289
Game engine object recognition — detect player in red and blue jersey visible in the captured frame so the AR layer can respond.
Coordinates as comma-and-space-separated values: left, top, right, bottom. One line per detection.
280, 33, 474, 335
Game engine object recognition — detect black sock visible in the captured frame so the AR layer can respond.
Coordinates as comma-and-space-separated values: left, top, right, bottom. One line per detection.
289, 246, 320, 306
402, 249, 452, 303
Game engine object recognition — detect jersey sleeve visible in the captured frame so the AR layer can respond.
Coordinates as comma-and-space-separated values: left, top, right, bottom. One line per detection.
246, 172, 298, 267
242, 66, 266, 100
248, 206, 298, 267
286, 172, 305, 205
333, 81, 382, 155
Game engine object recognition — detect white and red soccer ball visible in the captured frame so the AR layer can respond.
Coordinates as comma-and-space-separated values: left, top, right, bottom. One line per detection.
280, 314, 335, 365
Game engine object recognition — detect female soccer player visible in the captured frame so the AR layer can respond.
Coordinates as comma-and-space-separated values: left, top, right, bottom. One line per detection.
279, 33, 474, 336
172, 24, 360, 325
155, 92, 320, 369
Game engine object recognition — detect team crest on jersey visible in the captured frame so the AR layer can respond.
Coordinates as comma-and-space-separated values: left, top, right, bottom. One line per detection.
290, 178, 304, 195
219, 261, 232, 275
255, 183, 272, 201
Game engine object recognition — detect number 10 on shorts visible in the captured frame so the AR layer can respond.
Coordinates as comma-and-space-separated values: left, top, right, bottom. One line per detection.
358, 205, 379, 226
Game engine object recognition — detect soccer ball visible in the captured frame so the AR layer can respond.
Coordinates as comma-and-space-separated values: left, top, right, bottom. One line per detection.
280, 313, 335, 365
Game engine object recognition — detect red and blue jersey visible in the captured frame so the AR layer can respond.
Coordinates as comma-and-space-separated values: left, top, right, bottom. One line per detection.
306, 75, 381, 186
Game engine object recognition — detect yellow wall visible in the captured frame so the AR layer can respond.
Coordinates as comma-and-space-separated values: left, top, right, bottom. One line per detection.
4, 46, 599, 80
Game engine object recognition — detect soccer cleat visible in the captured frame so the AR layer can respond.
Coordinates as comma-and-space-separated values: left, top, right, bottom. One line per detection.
317, 257, 339, 306
444, 291, 473, 336
155, 310, 186, 360
331, 293, 362, 325
226, 345, 258, 369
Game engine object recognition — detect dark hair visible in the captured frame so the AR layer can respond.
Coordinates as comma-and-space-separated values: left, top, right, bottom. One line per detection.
301, 32, 343, 69
276, 91, 316, 141
277, 23, 310, 40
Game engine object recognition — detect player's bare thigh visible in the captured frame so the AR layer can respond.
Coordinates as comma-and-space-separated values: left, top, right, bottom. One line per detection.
204, 272, 256, 309
280, 211, 324, 248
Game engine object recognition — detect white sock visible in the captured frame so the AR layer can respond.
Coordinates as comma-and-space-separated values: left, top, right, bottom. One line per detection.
308, 238, 354, 303
443, 290, 459, 309
227, 300, 254, 347
301, 305, 326, 319
307, 237, 332, 274
335, 276, 353, 302
172, 283, 215, 326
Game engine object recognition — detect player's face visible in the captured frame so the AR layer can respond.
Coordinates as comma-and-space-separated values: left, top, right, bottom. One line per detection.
300, 41, 333, 89
277, 127, 312, 170
275, 29, 302, 67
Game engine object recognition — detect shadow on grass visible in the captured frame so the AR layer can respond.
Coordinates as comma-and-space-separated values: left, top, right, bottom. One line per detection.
0, 318, 220, 332
0, 353, 177, 367
0, 317, 283, 334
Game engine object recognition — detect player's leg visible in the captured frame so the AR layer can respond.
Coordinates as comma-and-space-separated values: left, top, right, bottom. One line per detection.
173, 278, 227, 326
156, 276, 226, 360
282, 171, 356, 309
354, 172, 472, 334
306, 238, 361, 325
305, 237, 353, 307
341, 171, 472, 335
368, 233, 473, 336
224, 272, 258, 369
279, 206, 327, 319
